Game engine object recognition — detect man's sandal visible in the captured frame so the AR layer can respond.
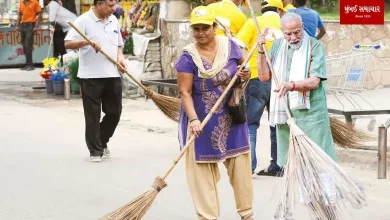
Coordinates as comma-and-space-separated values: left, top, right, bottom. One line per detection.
256, 167, 284, 177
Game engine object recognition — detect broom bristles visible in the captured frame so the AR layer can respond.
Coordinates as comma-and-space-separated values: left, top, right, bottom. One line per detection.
145, 89, 374, 151
100, 177, 168, 220
275, 123, 366, 220
330, 117, 371, 149
146, 89, 181, 122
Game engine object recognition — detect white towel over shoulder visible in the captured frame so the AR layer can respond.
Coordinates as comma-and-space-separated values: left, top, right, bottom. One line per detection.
269, 32, 312, 126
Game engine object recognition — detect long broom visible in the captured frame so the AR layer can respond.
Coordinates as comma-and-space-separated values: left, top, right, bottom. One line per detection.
242, 1, 370, 149
245, 1, 367, 219
68, 21, 181, 122
99, 42, 259, 220
329, 117, 371, 148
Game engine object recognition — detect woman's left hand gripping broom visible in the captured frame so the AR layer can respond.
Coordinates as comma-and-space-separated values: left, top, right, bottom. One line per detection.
99, 43, 259, 220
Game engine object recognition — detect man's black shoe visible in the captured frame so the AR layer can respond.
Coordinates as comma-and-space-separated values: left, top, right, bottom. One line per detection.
256, 167, 284, 177
25, 66, 35, 71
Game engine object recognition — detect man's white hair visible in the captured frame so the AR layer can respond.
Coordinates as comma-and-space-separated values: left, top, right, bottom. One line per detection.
280, 12, 303, 26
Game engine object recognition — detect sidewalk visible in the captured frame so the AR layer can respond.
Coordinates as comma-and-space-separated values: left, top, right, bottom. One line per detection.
0, 67, 43, 82
326, 86, 390, 170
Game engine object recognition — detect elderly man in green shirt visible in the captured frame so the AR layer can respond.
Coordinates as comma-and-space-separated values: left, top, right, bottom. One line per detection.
256, 12, 336, 167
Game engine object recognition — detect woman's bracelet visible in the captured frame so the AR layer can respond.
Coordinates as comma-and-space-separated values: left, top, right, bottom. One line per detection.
258, 50, 265, 54
190, 118, 199, 123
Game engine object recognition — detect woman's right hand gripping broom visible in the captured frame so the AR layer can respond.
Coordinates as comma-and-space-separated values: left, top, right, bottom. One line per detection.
190, 119, 202, 138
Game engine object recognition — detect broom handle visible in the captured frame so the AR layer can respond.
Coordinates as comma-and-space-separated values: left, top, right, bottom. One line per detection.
214, 18, 249, 91
215, 17, 233, 37
161, 43, 258, 180
68, 21, 149, 92
246, 0, 292, 119
215, 17, 225, 29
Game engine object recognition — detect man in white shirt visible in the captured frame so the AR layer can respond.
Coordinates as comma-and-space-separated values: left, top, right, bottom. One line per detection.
64, 0, 127, 162
45, 0, 77, 60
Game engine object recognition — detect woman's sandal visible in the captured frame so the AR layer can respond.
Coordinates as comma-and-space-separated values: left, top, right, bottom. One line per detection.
241, 212, 254, 220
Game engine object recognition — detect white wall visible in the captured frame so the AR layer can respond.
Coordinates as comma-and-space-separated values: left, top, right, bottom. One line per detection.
159, 0, 191, 20
75, 0, 80, 15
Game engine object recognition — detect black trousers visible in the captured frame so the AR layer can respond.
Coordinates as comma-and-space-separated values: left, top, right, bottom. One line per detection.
81, 78, 122, 157
20, 23, 34, 66
53, 26, 67, 63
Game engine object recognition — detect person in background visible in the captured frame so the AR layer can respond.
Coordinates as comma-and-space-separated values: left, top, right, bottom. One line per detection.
61, 0, 77, 15
45, 0, 77, 63
289, 0, 326, 40
113, 1, 124, 19
234, 0, 285, 176
207, 0, 247, 37
176, 6, 254, 220
282, 0, 295, 11
16, 0, 42, 71
64, 0, 126, 163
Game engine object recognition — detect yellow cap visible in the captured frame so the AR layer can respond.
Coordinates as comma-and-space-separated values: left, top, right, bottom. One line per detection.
190, 6, 216, 26
261, 0, 287, 12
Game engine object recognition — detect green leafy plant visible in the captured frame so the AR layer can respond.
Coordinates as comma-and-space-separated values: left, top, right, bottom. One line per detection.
309, 0, 338, 11
123, 35, 134, 55
67, 58, 79, 81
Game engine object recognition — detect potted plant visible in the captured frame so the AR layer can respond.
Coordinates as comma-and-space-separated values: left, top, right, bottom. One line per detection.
67, 57, 80, 94
41, 57, 60, 93
40, 69, 53, 93
50, 68, 67, 95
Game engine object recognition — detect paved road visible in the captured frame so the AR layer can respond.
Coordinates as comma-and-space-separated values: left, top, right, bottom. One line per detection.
0, 68, 389, 220
1, 97, 390, 220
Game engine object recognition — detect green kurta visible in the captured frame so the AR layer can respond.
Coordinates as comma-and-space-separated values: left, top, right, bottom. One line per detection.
269, 37, 337, 166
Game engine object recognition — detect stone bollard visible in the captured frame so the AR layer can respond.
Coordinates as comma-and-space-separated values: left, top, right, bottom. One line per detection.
378, 124, 388, 179
64, 78, 70, 100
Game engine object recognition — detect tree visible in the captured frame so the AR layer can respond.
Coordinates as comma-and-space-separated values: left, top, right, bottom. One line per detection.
318, 0, 326, 8
309, 0, 338, 11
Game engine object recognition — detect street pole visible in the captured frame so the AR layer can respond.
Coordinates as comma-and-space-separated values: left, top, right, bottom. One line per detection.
378, 125, 387, 179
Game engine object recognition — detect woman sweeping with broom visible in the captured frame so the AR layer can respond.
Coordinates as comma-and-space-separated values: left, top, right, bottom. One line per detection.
175, 6, 254, 220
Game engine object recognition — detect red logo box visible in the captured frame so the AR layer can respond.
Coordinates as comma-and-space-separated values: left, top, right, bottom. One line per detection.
340, 0, 384, 25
